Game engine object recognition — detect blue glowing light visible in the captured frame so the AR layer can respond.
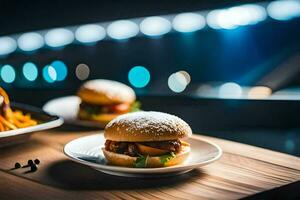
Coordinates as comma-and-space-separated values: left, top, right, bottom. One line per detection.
207, 4, 266, 30
0, 37, 17, 56
17, 32, 44, 51
128, 66, 150, 88
45, 28, 74, 48
0, 64, 16, 83
140, 17, 172, 36
23, 62, 38, 81
107, 20, 139, 40
43, 65, 57, 83
50, 60, 68, 81
75, 24, 106, 43
218, 82, 242, 98
172, 13, 206, 33
267, 0, 300, 21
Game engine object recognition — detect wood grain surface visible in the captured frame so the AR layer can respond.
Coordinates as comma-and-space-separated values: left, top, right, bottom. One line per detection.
0, 127, 300, 200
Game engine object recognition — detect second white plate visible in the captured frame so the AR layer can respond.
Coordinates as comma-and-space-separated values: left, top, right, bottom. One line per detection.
43, 96, 106, 128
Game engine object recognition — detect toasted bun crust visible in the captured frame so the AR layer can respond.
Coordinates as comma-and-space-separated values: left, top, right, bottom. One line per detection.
104, 111, 192, 142
78, 108, 120, 126
77, 79, 136, 105
102, 146, 190, 167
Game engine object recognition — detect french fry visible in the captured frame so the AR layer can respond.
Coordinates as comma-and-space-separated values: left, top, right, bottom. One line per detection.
0, 115, 17, 130
0, 87, 38, 132
0, 122, 4, 131
15, 121, 37, 128
0, 87, 10, 105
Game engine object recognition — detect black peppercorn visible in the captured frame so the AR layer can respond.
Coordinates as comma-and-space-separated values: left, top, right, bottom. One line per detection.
30, 164, 37, 172
27, 160, 34, 166
14, 162, 21, 169
34, 159, 40, 165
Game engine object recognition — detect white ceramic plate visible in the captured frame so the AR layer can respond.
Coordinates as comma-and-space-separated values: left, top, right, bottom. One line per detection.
64, 134, 222, 177
43, 96, 106, 128
0, 103, 63, 147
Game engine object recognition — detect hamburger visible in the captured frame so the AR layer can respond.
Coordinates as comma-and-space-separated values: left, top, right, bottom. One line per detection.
103, 111, 192, 168
77, 79, 139, 126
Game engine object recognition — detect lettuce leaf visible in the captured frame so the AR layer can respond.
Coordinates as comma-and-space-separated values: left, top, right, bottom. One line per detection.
160, 152, 176, 166
134, 154, 149, 168
130, 101, 141, 112
134, 151, 176, 167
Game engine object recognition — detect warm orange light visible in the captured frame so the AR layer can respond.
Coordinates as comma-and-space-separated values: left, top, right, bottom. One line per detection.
248, 86, 272, 99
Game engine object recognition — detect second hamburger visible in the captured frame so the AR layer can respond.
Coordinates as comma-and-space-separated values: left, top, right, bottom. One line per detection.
77, 79, 140, 126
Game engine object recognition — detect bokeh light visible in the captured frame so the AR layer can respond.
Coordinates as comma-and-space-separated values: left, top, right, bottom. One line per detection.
178, 70, 191, 84
168, 71, 190, 93
207, 4, 266, 29
248, 86, 272, 99
172, 13, 206, 33
218, 82, 242, 98
140, 17, 172, 36
206, 10, 223, 29
228, 4, 266, 26
75, 63, 90, 80
0, 64, 16, 83
128, 66, 150, 88
50, 60, 68, 81
45, 28, 74, 48
107, 20, 139, 40
75, 24, 106, 43
43, 65, 57, 83
23, 62, 38, 81
0, 37, 17, 56
17, 32, 44, 51
267, 0, 300, 21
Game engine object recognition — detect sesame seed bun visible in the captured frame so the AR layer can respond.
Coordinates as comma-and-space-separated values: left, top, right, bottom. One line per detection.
104, 111, 192, 142
102, 145, 190, 167
77, 79, 136, 105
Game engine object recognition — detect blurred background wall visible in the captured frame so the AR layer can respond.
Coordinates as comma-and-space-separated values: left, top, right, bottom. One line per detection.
1, 0, 300, 155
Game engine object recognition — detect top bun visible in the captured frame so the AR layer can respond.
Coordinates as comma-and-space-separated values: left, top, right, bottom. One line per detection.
104, 111, 192, 142
77, 79, 136, 105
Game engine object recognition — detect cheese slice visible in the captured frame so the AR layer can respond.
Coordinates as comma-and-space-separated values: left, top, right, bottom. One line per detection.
181, 141, 190, 146
136, 143, 169, 156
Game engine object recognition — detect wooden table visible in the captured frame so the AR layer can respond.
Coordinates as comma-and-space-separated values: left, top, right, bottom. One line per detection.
0, 128, 300, 200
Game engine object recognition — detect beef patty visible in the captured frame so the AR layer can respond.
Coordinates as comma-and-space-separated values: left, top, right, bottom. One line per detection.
105, 140, 182, 157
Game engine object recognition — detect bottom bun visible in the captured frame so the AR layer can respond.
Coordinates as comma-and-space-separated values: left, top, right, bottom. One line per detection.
102, 146, 190, 168
78, 108, 120, 125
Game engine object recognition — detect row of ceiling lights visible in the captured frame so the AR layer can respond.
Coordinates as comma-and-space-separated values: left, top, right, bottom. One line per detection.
0, 0, 299, 56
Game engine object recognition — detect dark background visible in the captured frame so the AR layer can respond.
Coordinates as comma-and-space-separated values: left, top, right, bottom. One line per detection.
0, 0, 300, 156
0, 0, 264, 35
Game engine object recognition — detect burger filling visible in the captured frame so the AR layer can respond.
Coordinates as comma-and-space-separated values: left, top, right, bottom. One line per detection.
104, 139, 184, 157
104, 139, 190, 167
80, 101, 140, 115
